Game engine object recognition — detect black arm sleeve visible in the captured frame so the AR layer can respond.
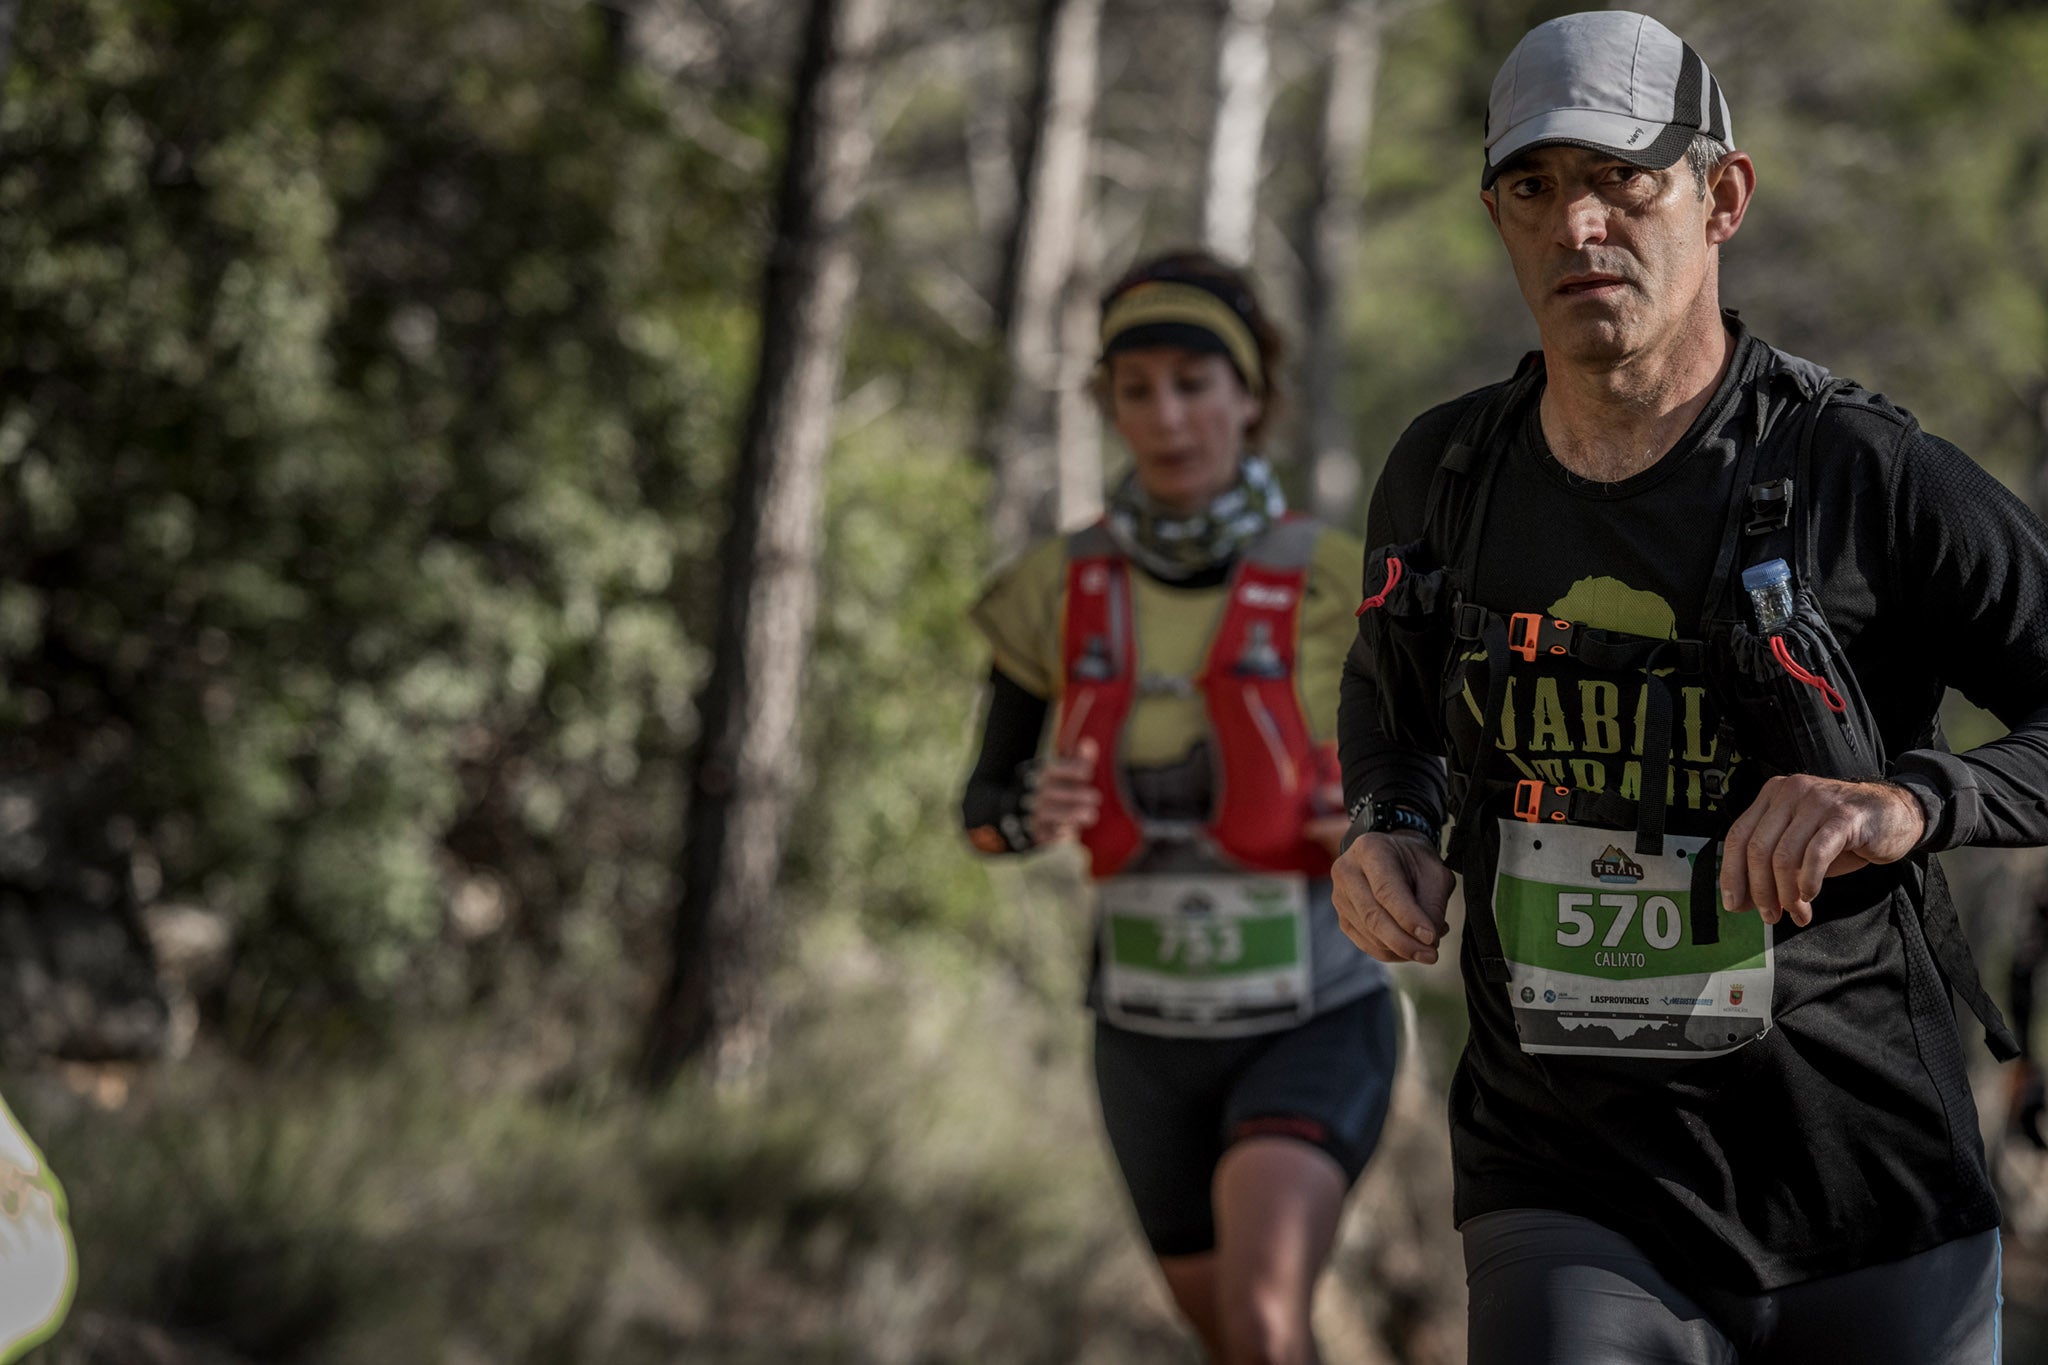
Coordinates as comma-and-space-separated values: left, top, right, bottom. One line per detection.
2011, 893, 2048, 1062
1878, 427, 2048, 852
1336, 412, 1458, 839
961, 666, 1049, 853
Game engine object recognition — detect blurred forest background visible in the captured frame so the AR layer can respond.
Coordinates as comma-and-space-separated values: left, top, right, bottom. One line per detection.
1, 0, 2046, 1360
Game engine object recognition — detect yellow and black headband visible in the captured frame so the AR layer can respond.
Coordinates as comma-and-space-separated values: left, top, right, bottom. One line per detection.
1098, 280, 1264, 395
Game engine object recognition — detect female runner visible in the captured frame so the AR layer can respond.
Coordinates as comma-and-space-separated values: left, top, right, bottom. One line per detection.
962, 249, 1399, 1364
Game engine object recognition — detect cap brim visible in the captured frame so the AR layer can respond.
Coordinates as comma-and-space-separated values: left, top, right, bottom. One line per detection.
1482, 107, 1695, 188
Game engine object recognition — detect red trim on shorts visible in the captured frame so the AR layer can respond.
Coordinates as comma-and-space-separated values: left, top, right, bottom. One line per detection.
1231, 1115, 1333, 1148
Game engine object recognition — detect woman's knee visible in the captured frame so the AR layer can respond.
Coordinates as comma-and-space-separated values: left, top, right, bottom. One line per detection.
1217, 1284, 1312, 1365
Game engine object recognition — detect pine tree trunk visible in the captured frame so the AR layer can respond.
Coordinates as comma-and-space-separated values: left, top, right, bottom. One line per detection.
982, 0, 1103, 561
964, 32, 1018, 241
1055, 236, 1104, 530
641, 0, 892, 1087
1299, 0, 1386, 524
1201, 0, 1275, 265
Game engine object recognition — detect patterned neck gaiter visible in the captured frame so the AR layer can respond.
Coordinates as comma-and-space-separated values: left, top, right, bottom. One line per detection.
1104, 454, 1286, 582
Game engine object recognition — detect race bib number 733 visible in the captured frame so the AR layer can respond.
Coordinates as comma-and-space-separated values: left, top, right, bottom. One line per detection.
1097, 873, 1312, 1038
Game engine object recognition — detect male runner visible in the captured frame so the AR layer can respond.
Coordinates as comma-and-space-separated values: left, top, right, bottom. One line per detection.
1334, 11, 2048, 1362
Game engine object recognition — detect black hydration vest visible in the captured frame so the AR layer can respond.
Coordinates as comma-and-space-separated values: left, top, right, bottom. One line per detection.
1355, 349, 2018, 1059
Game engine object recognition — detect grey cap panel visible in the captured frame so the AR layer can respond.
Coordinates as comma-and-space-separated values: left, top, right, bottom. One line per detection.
1482, 11, 1730, 188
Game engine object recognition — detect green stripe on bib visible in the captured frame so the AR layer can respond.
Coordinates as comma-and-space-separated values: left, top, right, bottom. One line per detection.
1107, 912, 1301, 977
1494, 871, 1766, 980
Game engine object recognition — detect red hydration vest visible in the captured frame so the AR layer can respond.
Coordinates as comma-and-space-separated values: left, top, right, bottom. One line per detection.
1055, 517, 1340, 881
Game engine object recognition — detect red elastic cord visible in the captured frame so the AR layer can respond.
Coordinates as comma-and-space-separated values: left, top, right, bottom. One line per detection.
1770, 634, 1846, 714
1355, 555, 1404, 616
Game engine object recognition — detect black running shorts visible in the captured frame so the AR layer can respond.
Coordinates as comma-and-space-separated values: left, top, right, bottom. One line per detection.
1091, 987, 1399, 1258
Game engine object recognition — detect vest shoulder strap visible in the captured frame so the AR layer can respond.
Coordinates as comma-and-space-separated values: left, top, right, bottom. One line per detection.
1763, 344, 1833, 401
1238, 514, 1321, 572
1421, 357, 1545, 585
1718, 352, 1858, 606
1066, 521, 1120, 561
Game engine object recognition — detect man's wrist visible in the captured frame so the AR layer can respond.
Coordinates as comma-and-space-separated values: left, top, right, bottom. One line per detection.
1889, 749, 1979, 854
1876, 778, 1932, 856
1348, 795, 1441, 847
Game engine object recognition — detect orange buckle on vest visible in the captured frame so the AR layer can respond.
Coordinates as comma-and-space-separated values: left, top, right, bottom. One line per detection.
1507, 612, 1575, 663
1512, 779, 1572, 824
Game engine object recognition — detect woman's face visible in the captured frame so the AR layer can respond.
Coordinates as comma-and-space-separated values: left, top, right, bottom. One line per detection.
1107, 347, 1261, 514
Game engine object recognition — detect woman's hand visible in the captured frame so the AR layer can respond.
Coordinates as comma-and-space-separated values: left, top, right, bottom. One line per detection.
1030, 737, 1104, 844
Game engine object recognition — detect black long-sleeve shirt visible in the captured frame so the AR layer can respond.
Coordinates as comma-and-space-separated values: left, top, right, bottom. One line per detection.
1340, 321, 2048, 1292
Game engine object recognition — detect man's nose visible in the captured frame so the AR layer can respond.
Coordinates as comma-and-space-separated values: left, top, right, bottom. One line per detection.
1554, 189, 1609, 251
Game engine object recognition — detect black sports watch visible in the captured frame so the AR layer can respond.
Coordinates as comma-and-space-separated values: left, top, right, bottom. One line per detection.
1350, 795, 1441, 847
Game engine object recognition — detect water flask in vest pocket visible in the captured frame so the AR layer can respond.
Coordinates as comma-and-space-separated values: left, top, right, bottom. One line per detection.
1233, 622, 1286, 680
1721, 565, 1885, 783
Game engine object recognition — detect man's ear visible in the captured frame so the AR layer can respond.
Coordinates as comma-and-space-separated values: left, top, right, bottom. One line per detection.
1705, 150, 1756, 247
1481, 188, 1502, 229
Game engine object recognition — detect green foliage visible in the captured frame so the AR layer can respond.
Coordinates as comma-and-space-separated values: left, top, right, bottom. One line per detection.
20, 916, 1185, 1363
803, 409, 993, 936
4, 0, 2048, 1357
1340, 0, 2048, 493
0, 0, 765, 1019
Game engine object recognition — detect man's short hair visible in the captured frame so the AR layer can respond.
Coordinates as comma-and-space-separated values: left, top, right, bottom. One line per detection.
1685, 135, 1730, 196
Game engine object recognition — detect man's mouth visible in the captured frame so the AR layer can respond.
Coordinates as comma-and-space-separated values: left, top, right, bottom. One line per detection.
1556, 274, 1627, 296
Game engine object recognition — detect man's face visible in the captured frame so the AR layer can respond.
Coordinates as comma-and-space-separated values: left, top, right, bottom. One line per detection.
1482, 145, 1730, 368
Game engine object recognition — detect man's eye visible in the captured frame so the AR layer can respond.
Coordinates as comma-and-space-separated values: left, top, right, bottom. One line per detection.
1509, 176, 1544, 198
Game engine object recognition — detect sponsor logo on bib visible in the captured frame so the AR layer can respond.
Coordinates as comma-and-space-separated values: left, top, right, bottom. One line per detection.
1591, 845, 1644, 883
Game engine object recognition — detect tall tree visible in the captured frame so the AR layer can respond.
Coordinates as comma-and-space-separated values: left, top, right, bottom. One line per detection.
0, 0, 16, 89
1296, 0, 1389, 522
1055, 227, 1104, 530
1201, 0, 1275, 264
964, 30, 1018, 241
982, 0, 1104, 560
642, 0, 893, 1086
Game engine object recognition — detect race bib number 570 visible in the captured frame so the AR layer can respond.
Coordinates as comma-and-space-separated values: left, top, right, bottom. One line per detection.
1491, 820, 1773, 1058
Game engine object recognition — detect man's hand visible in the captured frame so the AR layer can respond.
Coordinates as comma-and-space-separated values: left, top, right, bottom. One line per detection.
1718, 775, 1926, 927
1029, 737, 1103, 845
1332, 831, 1456, 965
